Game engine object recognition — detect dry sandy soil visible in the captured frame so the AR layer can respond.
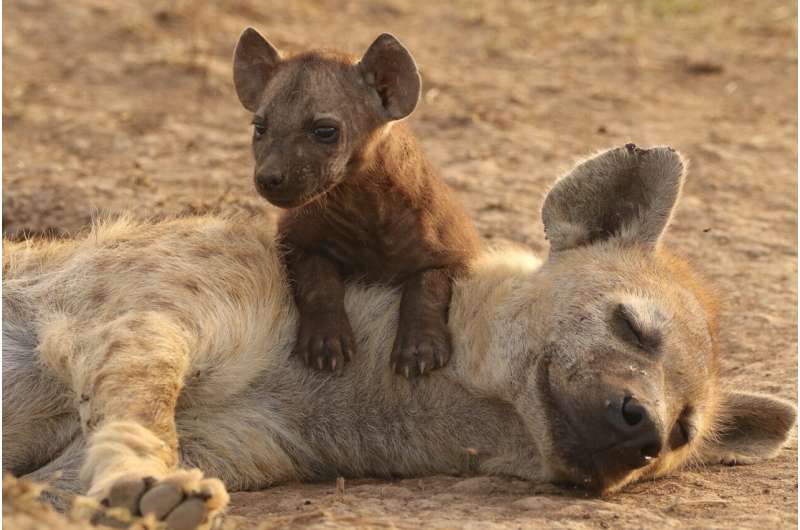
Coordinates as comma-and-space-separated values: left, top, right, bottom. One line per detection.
3, 0, 797, 528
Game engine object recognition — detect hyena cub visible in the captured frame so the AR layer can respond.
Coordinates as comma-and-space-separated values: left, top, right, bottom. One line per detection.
233, 29, 481, 377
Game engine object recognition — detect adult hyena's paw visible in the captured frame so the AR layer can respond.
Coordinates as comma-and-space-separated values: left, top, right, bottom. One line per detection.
98, 469, 229, 530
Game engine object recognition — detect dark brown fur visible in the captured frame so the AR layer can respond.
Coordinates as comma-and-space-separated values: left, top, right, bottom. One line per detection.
233, 29, 481, 376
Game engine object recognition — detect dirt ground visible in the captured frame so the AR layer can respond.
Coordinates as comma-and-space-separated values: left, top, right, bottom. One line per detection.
3, 0, 797, 528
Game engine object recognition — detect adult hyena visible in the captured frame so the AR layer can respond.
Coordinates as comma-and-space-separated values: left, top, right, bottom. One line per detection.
3, 146, 795, 530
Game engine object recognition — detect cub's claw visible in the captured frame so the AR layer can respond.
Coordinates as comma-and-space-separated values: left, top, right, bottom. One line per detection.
294, 311, 356, 373
391, 321, 451, 379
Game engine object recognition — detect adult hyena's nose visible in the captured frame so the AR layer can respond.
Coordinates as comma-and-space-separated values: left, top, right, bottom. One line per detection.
601, 396, 663, 470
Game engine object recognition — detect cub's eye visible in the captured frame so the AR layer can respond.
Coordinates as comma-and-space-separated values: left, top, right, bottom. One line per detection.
313, 126, 339, 143
253, 123, 267, 138
668, 407, 694, 450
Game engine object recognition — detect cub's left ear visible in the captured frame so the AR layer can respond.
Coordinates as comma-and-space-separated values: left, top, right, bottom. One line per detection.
358, 33, 421, 121
701, 391, 796, 465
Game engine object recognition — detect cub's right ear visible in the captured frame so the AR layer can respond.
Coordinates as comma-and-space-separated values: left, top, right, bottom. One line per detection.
233, 27, 281, 112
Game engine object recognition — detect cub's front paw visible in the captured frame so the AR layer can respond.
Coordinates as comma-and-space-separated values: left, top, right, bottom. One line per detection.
391, 319, 451, 378
293, 311, 356, 372
96, 469, 229, 530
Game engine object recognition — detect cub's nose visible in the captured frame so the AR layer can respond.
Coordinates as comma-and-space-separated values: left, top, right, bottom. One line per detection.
602, 396, 663, 471
256, 173, 287, 191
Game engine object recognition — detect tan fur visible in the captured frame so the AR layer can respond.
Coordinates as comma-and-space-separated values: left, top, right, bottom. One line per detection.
3, 146, 794, 529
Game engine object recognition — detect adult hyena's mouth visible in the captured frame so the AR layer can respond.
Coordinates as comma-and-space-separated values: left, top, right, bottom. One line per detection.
531, 347, 662, 494
548, 446, 653, 496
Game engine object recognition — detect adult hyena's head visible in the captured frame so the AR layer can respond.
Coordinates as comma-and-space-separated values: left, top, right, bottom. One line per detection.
511, 145, 795, 494
232, 28, 421, 208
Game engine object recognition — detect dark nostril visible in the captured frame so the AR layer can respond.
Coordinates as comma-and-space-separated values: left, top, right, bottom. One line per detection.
621, 396, 646, 427
266, 174, 285, 188
599, 395, 663, 472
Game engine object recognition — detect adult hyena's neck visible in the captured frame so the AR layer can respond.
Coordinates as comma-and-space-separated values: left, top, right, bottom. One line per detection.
267, 359, 542, 483
447, 246, 550, 399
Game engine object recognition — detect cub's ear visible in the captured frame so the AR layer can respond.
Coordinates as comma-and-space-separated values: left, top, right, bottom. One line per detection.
700, 391, 796, 465
233, 27, 281, 112
358, 33, 421, 121
541, 144, 685, 253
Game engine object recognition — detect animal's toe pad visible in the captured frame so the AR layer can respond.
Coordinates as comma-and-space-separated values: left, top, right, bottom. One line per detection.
100, 469, 229, 530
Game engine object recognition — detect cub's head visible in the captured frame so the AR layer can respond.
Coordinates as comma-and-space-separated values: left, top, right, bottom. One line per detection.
232, 28, 421, 208
510, 145, 795, 493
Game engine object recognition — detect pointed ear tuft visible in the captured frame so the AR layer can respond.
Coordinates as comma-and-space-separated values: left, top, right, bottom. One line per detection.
542, 144, 685, 253
359, 33, 421, 121
701, 391, 796, 465
233, 27, 281, 113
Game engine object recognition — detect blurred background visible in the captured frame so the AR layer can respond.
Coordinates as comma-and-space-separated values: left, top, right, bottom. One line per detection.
4, 1, 796, 245
3, 1, 797, 528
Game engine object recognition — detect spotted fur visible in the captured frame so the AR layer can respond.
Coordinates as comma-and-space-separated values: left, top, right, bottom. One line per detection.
3, 146, 794, 529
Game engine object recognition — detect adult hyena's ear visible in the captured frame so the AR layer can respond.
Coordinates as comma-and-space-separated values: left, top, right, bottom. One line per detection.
700, 391, 796, 465
542, 144, 685, 253
233, 27, 281, 112
358, 33, 421, 121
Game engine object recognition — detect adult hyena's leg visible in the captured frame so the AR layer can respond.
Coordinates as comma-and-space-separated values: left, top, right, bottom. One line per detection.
77, 312, 189, 496
74, 311, 228, 529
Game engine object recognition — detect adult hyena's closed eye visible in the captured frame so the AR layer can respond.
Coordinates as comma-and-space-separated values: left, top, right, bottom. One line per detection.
233, 28, 481, 378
